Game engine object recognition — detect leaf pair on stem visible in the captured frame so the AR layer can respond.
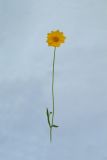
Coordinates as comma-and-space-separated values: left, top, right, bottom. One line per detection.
46, 108, 58, 128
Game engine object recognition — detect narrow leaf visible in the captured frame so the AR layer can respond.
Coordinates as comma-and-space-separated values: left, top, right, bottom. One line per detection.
46, 108, 50, 127
52, 125, 59, 128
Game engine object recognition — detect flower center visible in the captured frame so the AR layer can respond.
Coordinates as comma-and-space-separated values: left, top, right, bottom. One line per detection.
53, 36, 59, 42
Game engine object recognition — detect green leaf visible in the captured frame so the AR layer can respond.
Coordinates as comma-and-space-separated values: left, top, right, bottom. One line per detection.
46, 108, 50, 127
52, 125, 59, 128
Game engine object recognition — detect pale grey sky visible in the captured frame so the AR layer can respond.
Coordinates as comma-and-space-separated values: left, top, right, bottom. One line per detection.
0, 0, 107, 159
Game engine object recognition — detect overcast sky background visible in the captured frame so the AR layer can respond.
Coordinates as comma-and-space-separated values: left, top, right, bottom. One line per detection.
0, 0, 107, 159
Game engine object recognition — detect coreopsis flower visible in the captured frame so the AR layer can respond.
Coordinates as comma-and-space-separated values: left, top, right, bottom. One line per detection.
47, 30, 66, 47
46, 29, 66, 142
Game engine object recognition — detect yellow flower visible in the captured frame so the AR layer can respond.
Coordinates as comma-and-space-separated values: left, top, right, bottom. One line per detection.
47, 30, 66, 47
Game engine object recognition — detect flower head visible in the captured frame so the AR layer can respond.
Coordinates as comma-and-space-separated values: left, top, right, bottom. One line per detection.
47, 30, 66, 47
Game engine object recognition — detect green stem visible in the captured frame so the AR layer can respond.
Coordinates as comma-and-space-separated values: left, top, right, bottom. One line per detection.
52, 47, 56, 120
50, 127, 52, 142
50, 47, 56, 142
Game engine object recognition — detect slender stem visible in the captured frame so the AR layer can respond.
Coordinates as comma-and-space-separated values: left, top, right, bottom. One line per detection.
52, 47, 56, 121
50, 128, 51, 142
50, 47, 56, 142
50, 127, 52, 142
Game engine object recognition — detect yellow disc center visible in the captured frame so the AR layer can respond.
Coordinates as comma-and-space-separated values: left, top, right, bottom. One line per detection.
53, 37, 59, 42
